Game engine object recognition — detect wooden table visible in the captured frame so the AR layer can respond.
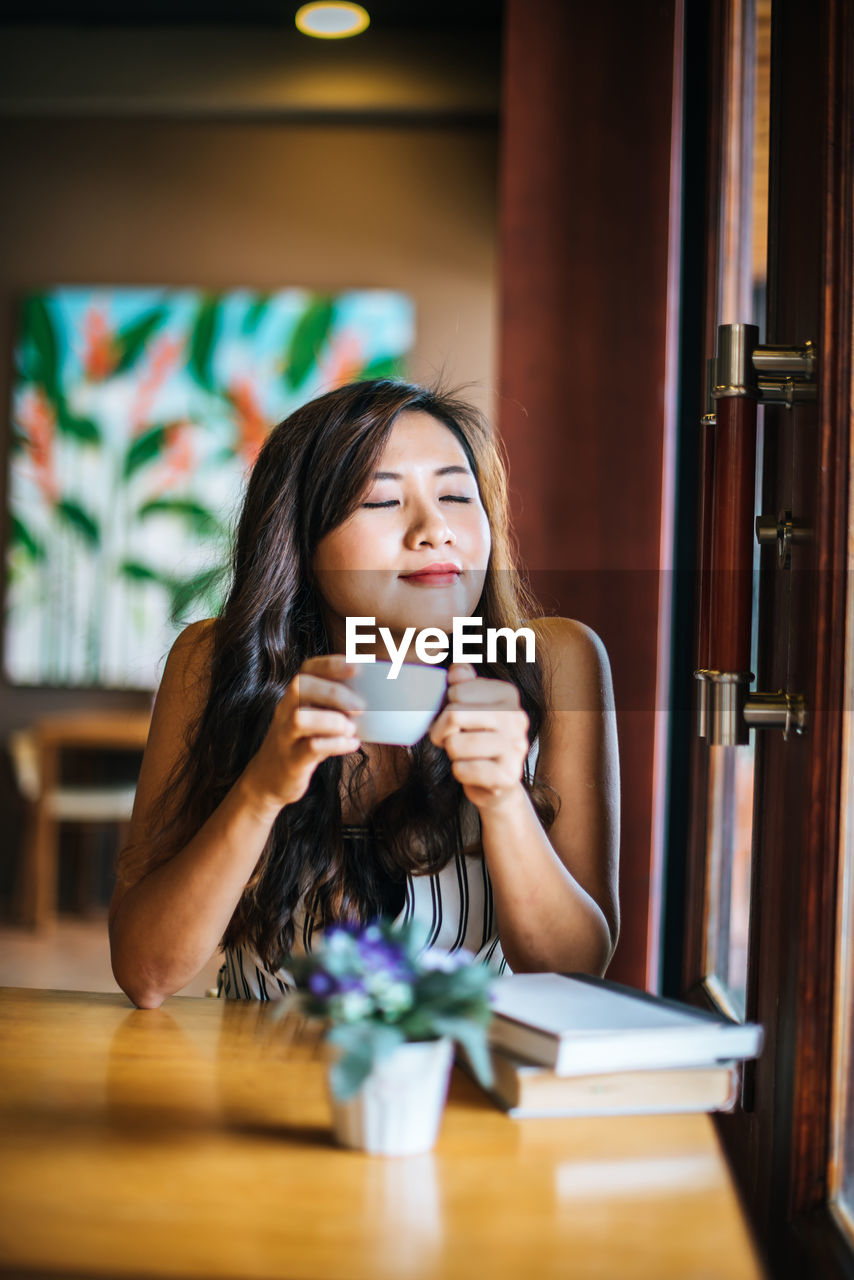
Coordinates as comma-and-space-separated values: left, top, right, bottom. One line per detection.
0, 988, 764, 1280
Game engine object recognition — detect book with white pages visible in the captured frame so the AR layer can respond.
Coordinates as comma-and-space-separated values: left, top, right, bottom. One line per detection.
488, 972, 763, 1075
485, 1048, 740, 1117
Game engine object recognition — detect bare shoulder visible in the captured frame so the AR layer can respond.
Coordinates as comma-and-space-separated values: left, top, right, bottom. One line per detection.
531, 616, 614, 709
161, 618, 216, 696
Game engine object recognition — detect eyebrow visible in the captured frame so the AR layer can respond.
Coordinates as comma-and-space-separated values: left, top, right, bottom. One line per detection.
372, 465, 472, 480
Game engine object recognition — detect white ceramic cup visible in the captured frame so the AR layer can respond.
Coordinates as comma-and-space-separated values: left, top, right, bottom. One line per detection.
346, 661, 448, 745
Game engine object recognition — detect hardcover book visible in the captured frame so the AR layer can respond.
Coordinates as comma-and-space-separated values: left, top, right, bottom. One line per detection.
485, 1048, 739, 1118
488, 973, 763, 1076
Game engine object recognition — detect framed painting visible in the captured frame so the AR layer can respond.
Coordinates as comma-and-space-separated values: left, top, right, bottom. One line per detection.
6, 286, 414, 689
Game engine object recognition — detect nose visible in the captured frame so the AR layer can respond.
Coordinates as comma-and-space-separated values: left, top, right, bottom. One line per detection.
404, 498, 456, 549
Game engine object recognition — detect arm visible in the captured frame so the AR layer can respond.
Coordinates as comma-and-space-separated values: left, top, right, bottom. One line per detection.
109, 624, 363, 1009
429, 617, 619, 975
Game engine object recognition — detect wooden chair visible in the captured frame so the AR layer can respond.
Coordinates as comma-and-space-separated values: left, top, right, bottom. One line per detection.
9, 710, 151, 929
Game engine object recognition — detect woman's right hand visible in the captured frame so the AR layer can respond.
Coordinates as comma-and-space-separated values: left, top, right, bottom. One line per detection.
241, 655, 364, 812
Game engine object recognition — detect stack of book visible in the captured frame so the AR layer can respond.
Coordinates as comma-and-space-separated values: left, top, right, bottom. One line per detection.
479, 973, 763, 1118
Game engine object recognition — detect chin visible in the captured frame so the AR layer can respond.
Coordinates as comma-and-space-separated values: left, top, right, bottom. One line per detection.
389, 590, 477, 635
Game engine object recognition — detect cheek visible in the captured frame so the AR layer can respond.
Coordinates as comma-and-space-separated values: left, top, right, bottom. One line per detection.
468, 508, 492, 562
313, 520, 396, 618
314, 519, 378, 574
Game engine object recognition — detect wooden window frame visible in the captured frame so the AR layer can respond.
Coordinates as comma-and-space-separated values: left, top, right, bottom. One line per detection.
679, 1, 854, 1276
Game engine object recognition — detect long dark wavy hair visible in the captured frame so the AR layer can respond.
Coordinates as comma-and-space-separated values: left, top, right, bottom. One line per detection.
122, 379, 556, 970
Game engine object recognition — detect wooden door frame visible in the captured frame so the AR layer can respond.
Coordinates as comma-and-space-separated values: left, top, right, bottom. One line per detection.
680, 1, 854, 1275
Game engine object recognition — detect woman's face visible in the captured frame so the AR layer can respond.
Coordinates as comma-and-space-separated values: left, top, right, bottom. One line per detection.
313, 410, 491, 653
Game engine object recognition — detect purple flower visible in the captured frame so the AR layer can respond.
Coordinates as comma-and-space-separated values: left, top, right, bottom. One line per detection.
356, 934, 414, 983
309, 971, 337, 998
338, 977, 367, 995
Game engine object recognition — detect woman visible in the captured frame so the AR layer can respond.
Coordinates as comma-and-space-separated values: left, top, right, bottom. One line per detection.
109, 380, 619, 1008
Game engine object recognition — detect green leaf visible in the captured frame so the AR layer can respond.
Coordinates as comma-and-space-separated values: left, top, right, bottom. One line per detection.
188, 296, 220, 390
55, 400, 101, 446
113, 307, 168, 375
55, 499, 100, 546
357, 355, 405, 381
169, 565, 226, 623
430, 1016, 493, 1089
242, 295, 270, 334
21, 295, 60, 399
284, 295, 335, 391
14, 345, 39, 387
137, 497, 224, 537
327, 1022, 404, 1100
118, 559, 172, 588
21, 295, 59, 399
122, 424, 171, 480
9, 514, 45, 562
10, 425, 30, 456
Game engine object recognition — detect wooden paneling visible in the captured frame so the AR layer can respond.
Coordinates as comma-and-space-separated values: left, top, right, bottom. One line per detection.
498, 0, 679, 987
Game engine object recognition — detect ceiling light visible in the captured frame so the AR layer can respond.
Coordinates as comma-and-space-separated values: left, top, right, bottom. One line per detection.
295, 3, 370, 39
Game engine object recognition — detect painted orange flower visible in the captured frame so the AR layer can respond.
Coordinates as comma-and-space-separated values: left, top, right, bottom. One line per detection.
131, 335, 184, 434
81, 306, 119, 381
227, 376, 268, 467
321, 330, 364, 389
16, 387, 59, 504
147, 420, 196, 497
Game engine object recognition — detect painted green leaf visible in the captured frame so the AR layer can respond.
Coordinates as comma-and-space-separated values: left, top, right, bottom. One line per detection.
169, 565, 226, 623
113, 307, 169, 375
357, 355, 405, 381
9, 514, 45, 562
10, 426, 30, 456
188, 296, 220, 390
55, 400, 101, 446
122, 424, 171, 480
21, 295, 59, 398
242, 295, 270, 334
137, 497, 223, 537
119, 559, 172, 588
284, 295, 335, 391
55, 499, 100, 546
14, 345, 39, 387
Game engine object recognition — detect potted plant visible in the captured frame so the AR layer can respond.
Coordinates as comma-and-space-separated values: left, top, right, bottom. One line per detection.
289, 919, 495, 1155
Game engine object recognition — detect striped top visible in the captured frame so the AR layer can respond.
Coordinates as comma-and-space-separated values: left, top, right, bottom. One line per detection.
217, 739, 539, 1001
217, 847, 510, 1000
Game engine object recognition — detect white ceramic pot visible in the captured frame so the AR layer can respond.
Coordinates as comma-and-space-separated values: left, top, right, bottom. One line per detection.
327, 1037, 453, 1156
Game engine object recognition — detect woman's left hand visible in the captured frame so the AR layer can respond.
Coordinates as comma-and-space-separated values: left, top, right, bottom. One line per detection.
428, 663, 530, 811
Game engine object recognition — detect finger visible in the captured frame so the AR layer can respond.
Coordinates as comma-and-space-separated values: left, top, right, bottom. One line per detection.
450, 758, 521, 789
291, 706, 359, 739
428, 705, 493, 747
295, 735, 361, 763
291, 672, 365, 714
447, 676, 520, 708
447, 663, 478, 685
300, 654, 359, 679
442, 729, 507, 761
432, 704, 527, 735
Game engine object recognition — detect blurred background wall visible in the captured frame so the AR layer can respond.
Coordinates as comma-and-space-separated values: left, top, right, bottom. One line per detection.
0, 5, 502, 917
0, 0, 682, 991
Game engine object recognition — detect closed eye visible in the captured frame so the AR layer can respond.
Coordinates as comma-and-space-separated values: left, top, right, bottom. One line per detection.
361, 495, 472, 508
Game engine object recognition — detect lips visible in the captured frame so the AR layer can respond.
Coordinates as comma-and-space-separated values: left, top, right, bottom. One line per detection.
399, 563, 461, 585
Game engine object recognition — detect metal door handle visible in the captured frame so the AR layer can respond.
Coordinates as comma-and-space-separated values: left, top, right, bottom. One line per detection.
695, 323, 815, 744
